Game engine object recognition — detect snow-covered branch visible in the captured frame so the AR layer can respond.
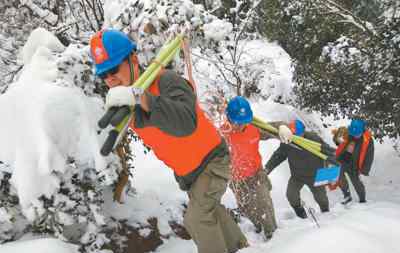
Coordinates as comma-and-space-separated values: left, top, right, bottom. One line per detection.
19, 0, 58, 26
316, 0, 377, 36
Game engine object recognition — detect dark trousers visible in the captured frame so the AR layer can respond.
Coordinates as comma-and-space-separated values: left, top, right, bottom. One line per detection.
286, 176, 329, 212
339, 163, 366, 201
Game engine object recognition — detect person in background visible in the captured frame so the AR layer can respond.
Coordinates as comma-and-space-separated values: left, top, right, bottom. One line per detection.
222, 96, 277, 240
89, 29, 247, 253
334, 119, 374, 204
265, 120, 330, 218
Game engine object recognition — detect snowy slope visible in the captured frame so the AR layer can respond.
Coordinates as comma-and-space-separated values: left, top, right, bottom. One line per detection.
125, 136, 400, 253
0, 238, 79, 253
1, 24, 400, 253
102, 38, 400, 252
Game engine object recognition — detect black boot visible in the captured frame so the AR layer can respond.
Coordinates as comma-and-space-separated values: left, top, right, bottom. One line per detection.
293, 206, 308, 219
341, 195, 352, 205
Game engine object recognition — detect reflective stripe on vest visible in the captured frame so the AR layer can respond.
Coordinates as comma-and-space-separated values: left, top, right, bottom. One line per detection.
130, 74, 221, 176
336, 130, 372, 172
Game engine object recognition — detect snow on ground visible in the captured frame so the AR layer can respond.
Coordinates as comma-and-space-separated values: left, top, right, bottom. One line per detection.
127, 38, 400, 252
103, 140, 188, 236
142, 136, 400, 253
0, 238, 79, 253
101, 38, 400, 252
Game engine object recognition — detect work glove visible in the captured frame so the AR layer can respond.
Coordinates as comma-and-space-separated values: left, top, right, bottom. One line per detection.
105, 86, 137, 109
278, 125, 293, 144
99, 85, 144, 129
98, 86, 143, 157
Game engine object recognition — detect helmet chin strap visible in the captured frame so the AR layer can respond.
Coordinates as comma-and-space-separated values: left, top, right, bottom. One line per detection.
128, 53, 140, 85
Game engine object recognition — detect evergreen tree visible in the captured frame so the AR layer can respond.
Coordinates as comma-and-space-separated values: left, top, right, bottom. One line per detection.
260, 0, 400, 139
0, 1, 235, 251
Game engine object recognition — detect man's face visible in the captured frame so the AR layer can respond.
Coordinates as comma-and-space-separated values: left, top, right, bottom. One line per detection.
231, 123, 247, 132
101, 58, 132, 88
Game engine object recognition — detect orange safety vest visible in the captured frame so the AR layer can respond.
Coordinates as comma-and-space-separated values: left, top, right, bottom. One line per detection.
225, 124, 262, 181
130, 75, 221, 176
335, 130, 372, 172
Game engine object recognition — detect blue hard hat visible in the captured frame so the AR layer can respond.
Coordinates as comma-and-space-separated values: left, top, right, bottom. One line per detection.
226, 96, 253, 125
348, 119, 365, 137
289, 119, 305, 136
90, 29, 137, 76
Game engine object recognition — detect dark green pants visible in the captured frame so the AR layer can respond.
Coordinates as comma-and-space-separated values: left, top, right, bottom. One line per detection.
339, 164, 366, 201
184, 154, 247, 253
230, 170, 277, 238
286, 176, 329, 212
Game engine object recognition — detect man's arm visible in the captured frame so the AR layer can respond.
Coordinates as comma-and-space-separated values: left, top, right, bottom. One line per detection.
264, 144, 288, 175
134, 70, 197, 136
361, 139, 374, 176
306, 132, 336, 157
258, 121, 286, 140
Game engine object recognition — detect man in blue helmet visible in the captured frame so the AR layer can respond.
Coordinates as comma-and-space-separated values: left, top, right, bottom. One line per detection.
89, 29, 247, 253
334, 119, 374, 204
264, 120, 331, 219
222, 96, 277, 240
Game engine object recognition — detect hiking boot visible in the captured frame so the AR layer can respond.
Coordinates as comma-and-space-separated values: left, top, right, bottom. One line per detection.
229, 238, 249, 253
320, 207, 330, 213
254, 224, 262, 234
265, 231, 273, 240
293, 206, 308, 219
359, 199, 367, 203
341, 195, 352, 205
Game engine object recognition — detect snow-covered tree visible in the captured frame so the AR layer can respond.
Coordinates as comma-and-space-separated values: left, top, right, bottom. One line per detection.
190, 0, 286, 102
260, 0, 400, 139
0, 1, 239, 251
0, 169, 19, 243
0, 0, 105, 92
0, 27, 121, 252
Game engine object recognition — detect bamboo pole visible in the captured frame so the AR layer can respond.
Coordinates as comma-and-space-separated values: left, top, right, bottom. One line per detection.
100, 35, 184, 156
252, 116, 328, 160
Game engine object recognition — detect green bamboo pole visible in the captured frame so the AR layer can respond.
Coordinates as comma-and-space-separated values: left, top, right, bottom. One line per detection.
131, 35, 184, 89
292, 136, 321, 151
296, 141, 328, 160
252, 116, 278, 135
295, 135, 322, 149
114, 38, 183, 133
101, 35, 184, 155
138, 39, 182, 90
253, 116, 321, 150
252, 116, 328, 160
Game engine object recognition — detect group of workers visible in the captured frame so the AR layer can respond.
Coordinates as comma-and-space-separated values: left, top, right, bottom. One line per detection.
89, 29, 375, 253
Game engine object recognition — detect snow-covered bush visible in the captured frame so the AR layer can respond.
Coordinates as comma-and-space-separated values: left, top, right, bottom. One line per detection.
0, 170, 18, 243
192, 0, 284, 101
0, 0, 236, 250
0, 0, 105, 93
0, 27, 121, 251
27, 161, 115, 253
102, 0, 231, 73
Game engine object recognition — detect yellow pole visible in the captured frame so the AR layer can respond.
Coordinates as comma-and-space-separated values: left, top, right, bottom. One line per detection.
113, 40, 183, 131
131, 35, 184, 89
252, 115, 328, 160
